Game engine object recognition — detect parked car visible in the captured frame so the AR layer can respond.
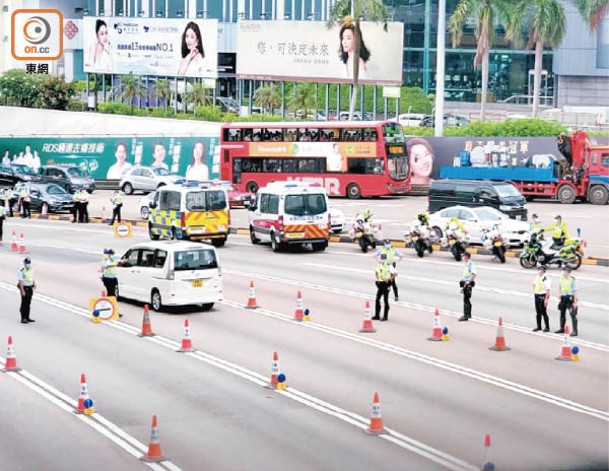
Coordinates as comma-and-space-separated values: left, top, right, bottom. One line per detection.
11, 182, 74, 213
209, 180, 254, 208
396, 113, 426, 127
39, 165, 95, 193
428, 205, 530, 247
0, 164, 42, 187
419, 115, 470, 127
329, 207, 345, 234
119, 166, 182, 195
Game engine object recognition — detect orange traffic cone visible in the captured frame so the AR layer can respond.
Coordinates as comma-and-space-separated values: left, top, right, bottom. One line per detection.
177, 319, 194, 352
428, 308, 443, 341
265, 351, 280, 390
556, 326, 573, 361
245, 280, 258, 309
19, 233, 27, 254
11, 231, 18, 251
138, 305, 155, 337
481, 434, 495, 471
74, 373, 95, 414
294, 291, 304, 322
2, 336, 22, 372
489, 317, 511, 351
358, 301, 377, 333
365, 392, 388, 435
140, 415, 165, 462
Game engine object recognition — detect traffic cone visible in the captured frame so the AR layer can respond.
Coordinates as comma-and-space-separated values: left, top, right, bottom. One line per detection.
556, 326, 573, 361
138, 305, 155, 337
177, 319, 194, 352
489, 317, 511, 351
19, 233, 26, 254
41, 202, 48, 216
364, 392, 388, 435
140, 415, 165, 462
245, 280, 258, 309
358, 301, 377, 333
265, 351, 280, 390
74, 373, 95, 414
11, 231, 18, 251
428, 308, 443, 341
2, 336, 22, 372
294, 291, 304, 322
481, 434, 495, 471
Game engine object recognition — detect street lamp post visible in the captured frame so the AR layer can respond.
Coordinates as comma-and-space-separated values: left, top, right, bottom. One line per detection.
434, 0, 446, 137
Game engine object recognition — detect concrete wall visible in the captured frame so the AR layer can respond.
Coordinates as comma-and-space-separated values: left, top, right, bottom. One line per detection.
556, 76, 609, 108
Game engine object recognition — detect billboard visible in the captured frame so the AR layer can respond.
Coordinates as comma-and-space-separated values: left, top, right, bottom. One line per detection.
0, 136, 221, 180
237, 20, 404, 85
83, 17, 218, 78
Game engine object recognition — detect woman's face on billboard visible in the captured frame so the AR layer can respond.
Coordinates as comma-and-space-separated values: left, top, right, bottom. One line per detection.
409, 143, 433, 177
97, 25, 109, 45
341, 29, 355, 54
185, 28, 199, 51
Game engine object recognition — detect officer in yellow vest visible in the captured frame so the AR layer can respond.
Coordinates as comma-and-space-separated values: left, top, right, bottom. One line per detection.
532, 265, 551, 332
0, 201, 5, 244
375, 239, 404, 301
556, 266, 579, 336
530, 214, 543, 235
546, 215, 569, 248
19, 186, 31, 218
458, 252, 477, 321
17, 257, 36, 323
101, 248, 119, 299
109, 190, 123, 225
372, 253, 396, 322
79, 189, 89, 223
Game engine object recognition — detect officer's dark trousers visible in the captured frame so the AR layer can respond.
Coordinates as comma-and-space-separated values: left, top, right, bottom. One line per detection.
72, 202, 81, 222
80, 202, 89, 223
21, 201, 30, 218
374, 281, 391, 320
102, 277, 118, 298
20, 286, 33, 321
0, 216, 4, 241
559, 295, 577, 333
534, 294, 549, 329
462, 284, 473, 319
110, 204, 122, 224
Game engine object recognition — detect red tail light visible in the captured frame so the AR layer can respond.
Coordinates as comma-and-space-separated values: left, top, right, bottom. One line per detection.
328, 212, 331, 230
278, 215, 284, 230
180, 212, 186, 229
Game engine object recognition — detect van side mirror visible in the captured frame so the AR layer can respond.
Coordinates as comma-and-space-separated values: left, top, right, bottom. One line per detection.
149, 202, 157, 209
248, 201, 257, 211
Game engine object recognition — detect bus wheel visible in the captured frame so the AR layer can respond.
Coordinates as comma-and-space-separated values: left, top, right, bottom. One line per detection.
246, 181, 259, 194
346, 183, 361, 199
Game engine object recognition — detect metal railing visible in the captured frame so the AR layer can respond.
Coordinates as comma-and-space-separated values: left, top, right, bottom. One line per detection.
499, 94, 555, 107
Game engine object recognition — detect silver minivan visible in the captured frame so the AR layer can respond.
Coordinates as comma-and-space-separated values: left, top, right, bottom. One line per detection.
117, 240, 223, 312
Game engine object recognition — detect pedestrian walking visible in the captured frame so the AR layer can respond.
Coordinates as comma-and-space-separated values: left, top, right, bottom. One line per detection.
17, 257, 36, 323
532, 265, 551, 332
19, 186, 31, 218
458, 252, 477, 321
375, 238, 403, 301
372, 253, 396, 322
109, 190, 123, 225
556, 266, 579, 336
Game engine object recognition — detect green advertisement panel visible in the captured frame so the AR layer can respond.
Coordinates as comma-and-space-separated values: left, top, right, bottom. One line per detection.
0, 136, 220, 180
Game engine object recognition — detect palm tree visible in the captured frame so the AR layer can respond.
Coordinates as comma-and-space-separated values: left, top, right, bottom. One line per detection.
116, 72, 144, 114
572, 0, 609, 29
327, 0, 389, 121
288, 82, 318, 119
184, 80, 213, 115
253, 82, 281, 114
506, 0, 566, 117
155, 78, 172, 111
449, 0, 509, 121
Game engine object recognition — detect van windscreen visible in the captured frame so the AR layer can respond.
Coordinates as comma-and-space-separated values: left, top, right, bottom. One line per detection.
495, 184, 521, 198
174, 250, 218, 271
284, 194, 327, 216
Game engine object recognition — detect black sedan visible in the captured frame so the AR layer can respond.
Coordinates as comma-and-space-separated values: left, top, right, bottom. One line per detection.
12, 182, 74, 213
0, 164, 41, 187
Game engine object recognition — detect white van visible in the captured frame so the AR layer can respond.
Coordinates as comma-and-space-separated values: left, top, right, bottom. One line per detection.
116, 240, 222, 312
248, 181, 330, 252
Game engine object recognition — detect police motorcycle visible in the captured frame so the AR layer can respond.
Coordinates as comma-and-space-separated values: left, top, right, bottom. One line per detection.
481, 224, 508, 263
349, 208, 378, 253
519, 230, 584, 270
443, 218, 468, 262
405, 213, 436, 258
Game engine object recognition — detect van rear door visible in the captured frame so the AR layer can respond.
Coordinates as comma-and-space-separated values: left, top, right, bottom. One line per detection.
283, 192, 329, 241
172, 248, 222, 304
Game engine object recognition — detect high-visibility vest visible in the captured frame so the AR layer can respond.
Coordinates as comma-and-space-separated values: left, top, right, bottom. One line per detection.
534, 275, 547, 294
20, 189, 30, 202
112, 194, 123, 206
559, 275, 574, 295
462, 261, 475, 281
103, 257, 118, 278
376, 263, 392, 282
380, 246, 396, 264
20, 267, 35, 286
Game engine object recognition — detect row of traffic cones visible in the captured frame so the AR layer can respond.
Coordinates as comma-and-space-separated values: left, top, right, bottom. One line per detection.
9, 231, 27, 253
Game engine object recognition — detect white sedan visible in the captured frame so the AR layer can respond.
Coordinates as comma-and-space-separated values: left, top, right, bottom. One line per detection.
428, 205, 530, 247
329, 207, 345, 234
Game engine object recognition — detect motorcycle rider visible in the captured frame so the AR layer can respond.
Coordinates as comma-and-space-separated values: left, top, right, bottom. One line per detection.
530, 214, 543, 235
375, 238, 403, 301
545, 215, 570, 249
356, 207, 373, 223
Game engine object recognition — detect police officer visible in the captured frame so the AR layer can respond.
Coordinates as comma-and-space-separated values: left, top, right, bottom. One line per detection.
0, 200, 5, 245
79, 189, 89, 223
101, 248, 119, 299
109, 190, 123, 225
556, 266, 579, 336
546, 215, 569, 248
530, 213, 543, 234
372, 253, 395, 322
72, 188, 81, 223
19, 186, 31, 218
1, 188, 13, 217
375, 238, 403, 301
458, 252, 477, 321
532, 265, 551, 332
17, 257, 36, 323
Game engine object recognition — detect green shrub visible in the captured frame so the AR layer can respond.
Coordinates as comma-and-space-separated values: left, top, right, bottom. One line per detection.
194, 106, 224, 121
150, 107, 176, 118
67, 99, 86, 112
97, 101, 133, 115
404, 118, 569, 137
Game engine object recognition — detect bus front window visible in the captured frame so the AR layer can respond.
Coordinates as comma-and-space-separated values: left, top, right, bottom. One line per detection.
388, 155, 409, 181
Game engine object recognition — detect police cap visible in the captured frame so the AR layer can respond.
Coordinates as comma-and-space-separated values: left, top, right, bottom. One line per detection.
463, 251, 471, 259
24, 257, 31, 263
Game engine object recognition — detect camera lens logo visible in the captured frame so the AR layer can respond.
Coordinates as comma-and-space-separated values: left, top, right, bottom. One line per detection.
11, 9, 63, 61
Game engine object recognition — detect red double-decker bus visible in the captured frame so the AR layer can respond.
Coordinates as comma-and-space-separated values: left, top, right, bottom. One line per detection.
219, 120, 411, 198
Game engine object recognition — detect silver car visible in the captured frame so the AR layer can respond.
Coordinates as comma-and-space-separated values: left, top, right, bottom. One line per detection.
119, 166, 182, 195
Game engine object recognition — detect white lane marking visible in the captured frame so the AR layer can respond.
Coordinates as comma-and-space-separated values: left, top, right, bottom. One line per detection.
223, 269, 609, 352
220, 300, 609, 423
302, 263, 609, 311
0, 282, 476, 470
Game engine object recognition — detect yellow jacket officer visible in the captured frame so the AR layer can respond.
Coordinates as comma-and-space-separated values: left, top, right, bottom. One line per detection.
17, 257, 36, 323
532, 265, 551, 332
556, 266, 579, 336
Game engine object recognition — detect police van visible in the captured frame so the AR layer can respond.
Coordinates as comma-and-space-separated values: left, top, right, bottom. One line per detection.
248, 181, 330, 252
148, 182, 230, 247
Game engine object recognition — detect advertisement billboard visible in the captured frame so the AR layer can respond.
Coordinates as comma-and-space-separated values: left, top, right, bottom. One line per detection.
237, 20, 404, 85
0, 136, 221, 180
83, 17, 218, 78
